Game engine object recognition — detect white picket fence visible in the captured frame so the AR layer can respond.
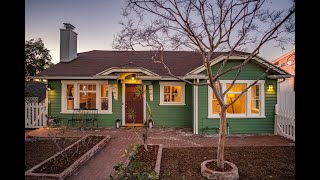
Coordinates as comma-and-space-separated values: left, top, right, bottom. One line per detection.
275, 91, 295, 141
25, 102, 47, 128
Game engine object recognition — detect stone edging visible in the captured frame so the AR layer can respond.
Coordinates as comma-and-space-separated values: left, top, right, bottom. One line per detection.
25, 134, 110, 180
201, 159, 239, 180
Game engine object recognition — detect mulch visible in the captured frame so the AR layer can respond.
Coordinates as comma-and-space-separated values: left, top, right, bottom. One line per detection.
32, 135, 105, 174
159, 146, 295, 180
25, 137, 79, 172
134, 145, 159, 171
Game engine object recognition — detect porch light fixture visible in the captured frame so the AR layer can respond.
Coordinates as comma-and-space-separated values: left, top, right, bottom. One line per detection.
47, 84, 53, 91
267, 84, 274, 90
131, 74, 136, 80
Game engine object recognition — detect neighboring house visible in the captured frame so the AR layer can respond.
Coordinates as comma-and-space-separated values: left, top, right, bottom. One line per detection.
32, 23, 290, 134
25, 81, 47, 103
272, 49, 295, 92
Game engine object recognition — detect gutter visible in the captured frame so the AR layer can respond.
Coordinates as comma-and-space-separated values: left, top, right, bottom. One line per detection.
267, 74, 294, 79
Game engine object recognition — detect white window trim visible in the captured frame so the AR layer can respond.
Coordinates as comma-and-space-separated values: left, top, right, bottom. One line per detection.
159, 81, 186, 105
61, 80, 113, 114
208, 80, 265, 118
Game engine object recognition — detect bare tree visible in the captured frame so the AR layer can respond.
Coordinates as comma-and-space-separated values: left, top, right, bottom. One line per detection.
113, 0, 294, 169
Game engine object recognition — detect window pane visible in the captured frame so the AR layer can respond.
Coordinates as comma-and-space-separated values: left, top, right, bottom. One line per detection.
212, 99, 220, 114
101, 98, 108, 110
101, 84, 108, 110
172, 86, 181, 102
79, 92, 96, 109
251, 84, 260, 114
226, 84, 246, 92
80, 84, 86, 90
163, 85, 181, 103
66, 84, 74, 110
212, 84, 221, 114
227, 93, 246, 114
164, 86, 170, 93
101, 84, 108, 98
88, 84, 96, 90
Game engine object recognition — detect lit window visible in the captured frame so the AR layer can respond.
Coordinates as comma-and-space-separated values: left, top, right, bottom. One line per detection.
101, 84, 108, 110
61, 81, 112, 114
226, 84, 246, 114
79, 84, 96, 109
160, 82, 185, 105
212, 84, 220, 114
164, 86, 181, 102
251, 84, 260, 115
208, 80, 265, 118
66, 84, 74, 110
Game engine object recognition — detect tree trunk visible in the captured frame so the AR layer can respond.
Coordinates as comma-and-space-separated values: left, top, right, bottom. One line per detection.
144, 122, 148, 151
217, 110, 227, 169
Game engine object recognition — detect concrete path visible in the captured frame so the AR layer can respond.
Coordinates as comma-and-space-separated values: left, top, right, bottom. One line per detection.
26, 127, 294, 180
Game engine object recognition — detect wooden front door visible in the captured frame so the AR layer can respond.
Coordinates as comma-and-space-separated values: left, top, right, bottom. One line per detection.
125, 84, 143, 124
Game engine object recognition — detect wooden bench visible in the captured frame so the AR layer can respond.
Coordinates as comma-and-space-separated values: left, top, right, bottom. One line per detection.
67, 109, 98, 127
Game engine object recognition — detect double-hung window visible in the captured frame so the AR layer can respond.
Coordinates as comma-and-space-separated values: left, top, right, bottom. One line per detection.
208, 80, 265, 118
61, 80, 112, 114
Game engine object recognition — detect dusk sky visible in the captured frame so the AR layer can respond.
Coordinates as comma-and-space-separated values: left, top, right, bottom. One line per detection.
25, 0, 294, 65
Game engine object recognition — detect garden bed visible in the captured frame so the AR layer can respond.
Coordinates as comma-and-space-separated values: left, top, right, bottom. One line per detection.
25, 135, 110, 180
159, 146, 295, 179
111, 144, 162, 179
25, 137, 80, 171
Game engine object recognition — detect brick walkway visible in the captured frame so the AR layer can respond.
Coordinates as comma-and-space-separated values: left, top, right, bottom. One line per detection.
26, 127, 294, 180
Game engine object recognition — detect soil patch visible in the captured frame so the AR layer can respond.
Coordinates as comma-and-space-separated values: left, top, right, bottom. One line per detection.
160, 146, 295, 180
206, 160, 233, 172
31, 135, 105, 174
134, 145, 159, 171
25, 137, 79, 171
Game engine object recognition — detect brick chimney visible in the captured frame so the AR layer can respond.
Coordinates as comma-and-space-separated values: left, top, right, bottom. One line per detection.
60, 23, 77, 62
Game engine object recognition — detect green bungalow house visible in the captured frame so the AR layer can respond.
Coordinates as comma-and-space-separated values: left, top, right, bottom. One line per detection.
32, 23, 291, 134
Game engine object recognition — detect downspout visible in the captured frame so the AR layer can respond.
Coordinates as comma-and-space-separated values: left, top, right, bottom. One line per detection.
45, 85, 49, 127
276, 78, 286, 114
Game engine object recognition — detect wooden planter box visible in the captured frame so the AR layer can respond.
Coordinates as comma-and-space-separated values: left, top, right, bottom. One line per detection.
25, 135, 110, 180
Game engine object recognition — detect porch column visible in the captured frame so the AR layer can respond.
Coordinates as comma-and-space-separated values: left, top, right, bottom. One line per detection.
193, 79, 199, 134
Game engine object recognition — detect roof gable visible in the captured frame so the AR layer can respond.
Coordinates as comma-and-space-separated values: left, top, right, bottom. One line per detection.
186, 54, 290, 76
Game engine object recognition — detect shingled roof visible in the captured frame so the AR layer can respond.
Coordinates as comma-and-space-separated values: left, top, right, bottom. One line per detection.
35, 50, 291, 79
25, 81, 46, 102
36, 50, 252, 77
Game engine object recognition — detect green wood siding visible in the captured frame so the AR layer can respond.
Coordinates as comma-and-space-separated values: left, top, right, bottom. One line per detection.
146, 81, 193, 128
47, 80, 122, 126
198, 61, 277, 134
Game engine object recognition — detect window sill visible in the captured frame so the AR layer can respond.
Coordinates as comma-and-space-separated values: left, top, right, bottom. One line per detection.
98, 111, 113, 114
207, 115, 266, 119
60, 111, 113, 114
61, 111, 74, 114
159, 103, 186, 106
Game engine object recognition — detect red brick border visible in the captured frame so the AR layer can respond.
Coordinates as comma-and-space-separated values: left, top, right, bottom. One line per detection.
25, 135, 110, 180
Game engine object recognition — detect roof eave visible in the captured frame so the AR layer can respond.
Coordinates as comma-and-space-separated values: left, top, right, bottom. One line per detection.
267, 74, 295, 79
